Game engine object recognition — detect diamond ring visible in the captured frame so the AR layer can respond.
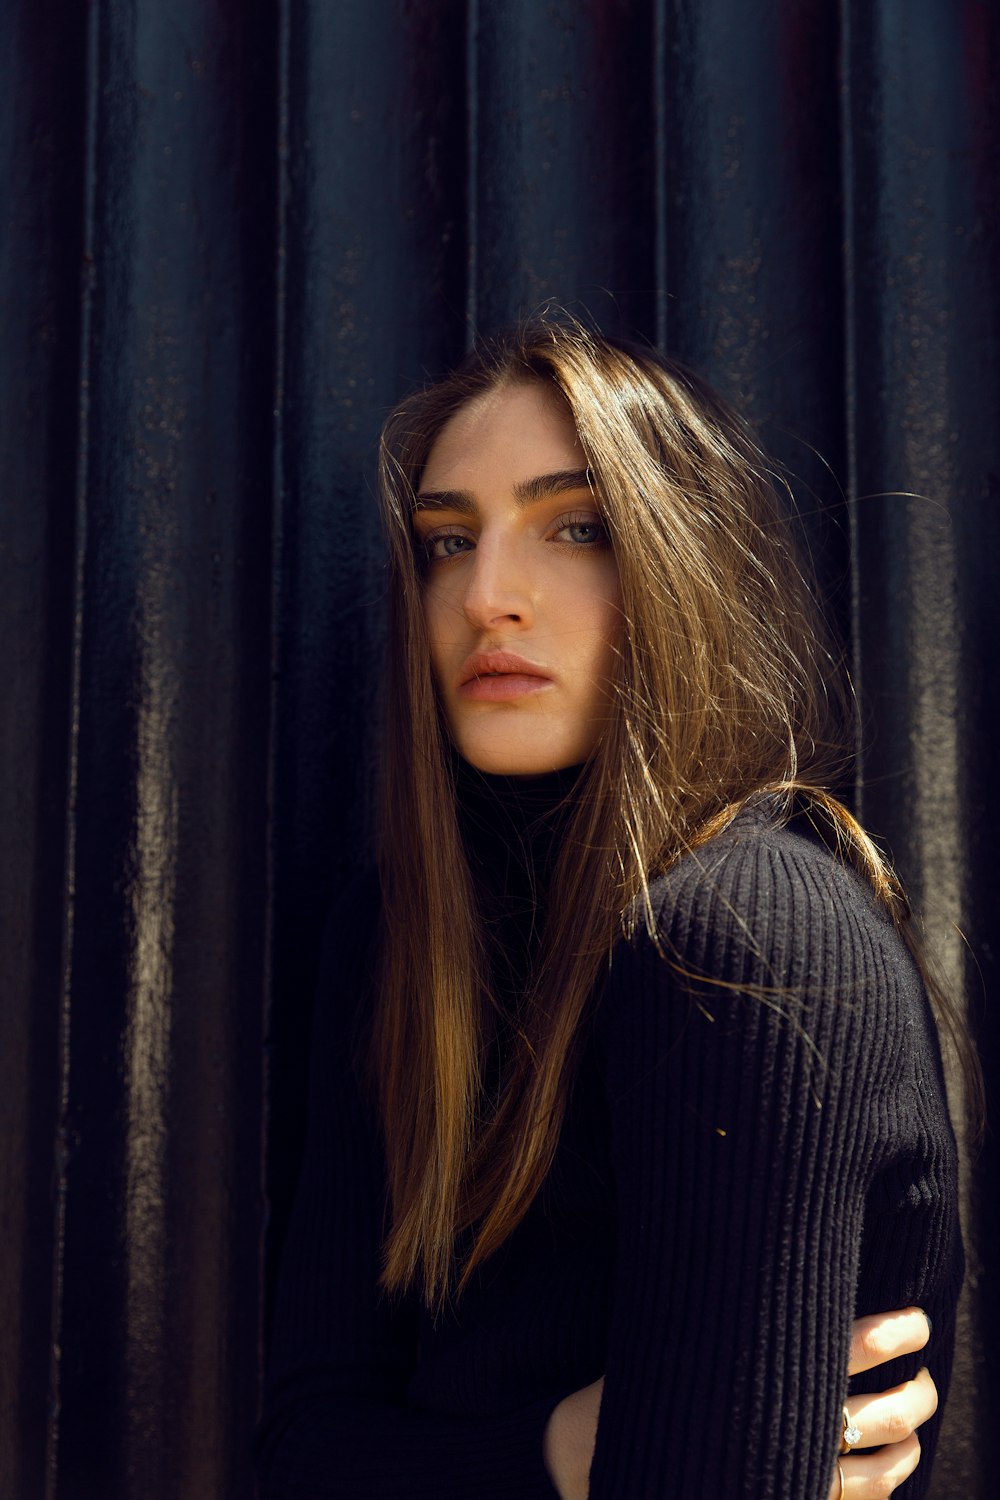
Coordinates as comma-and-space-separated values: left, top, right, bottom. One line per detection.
841, 1404, 863, 1453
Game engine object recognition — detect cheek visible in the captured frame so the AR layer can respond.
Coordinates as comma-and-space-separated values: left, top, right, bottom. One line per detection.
591, 617, 621, 698
582, 575, 622, 683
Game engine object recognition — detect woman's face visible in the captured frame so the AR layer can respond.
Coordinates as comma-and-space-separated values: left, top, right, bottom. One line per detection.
414, 381, 621, 776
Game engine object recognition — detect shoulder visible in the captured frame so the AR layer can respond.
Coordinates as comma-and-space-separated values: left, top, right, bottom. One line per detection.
598, 800, 926, 1071
594, 805, 936, 1135
635, 800, 908, 995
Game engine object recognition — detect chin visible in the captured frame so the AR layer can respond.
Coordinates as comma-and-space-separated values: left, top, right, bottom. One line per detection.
453, 726, 596, 777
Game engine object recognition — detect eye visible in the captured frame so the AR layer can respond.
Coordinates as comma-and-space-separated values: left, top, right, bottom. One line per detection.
552, 515, 608, 546
423, 530, 476, 561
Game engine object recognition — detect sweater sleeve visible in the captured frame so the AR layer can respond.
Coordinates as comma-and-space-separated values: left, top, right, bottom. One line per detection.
588, 829, 932, 1499
255, 881, 561, 1500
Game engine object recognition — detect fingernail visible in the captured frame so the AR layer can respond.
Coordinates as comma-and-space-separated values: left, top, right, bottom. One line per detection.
925, 1314, 933, 1338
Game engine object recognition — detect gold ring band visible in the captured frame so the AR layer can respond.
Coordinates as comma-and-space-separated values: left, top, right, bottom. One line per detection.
837, 1459, 845, 1498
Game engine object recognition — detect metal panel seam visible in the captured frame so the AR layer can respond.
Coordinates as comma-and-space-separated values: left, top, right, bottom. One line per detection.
258, 0, 293, 1421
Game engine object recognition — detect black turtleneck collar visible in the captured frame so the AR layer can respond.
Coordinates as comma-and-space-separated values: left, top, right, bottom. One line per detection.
453, 757, 582, 901
452, 756, 584, 1013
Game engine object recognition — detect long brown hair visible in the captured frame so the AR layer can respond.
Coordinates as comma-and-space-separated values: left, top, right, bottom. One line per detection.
373, 314, 978, 1307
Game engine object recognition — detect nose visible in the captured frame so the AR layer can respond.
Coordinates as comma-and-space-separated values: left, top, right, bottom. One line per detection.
459, 533, 532, 632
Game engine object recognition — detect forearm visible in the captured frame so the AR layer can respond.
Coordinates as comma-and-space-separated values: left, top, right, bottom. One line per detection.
542, 1378, 603, 1500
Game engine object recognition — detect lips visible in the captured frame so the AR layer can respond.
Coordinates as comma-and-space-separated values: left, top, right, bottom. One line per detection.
459, 651, 551, 686
457, 651, 554, 702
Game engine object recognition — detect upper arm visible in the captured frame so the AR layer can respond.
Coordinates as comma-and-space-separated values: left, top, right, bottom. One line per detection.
589, 836, 895, 1497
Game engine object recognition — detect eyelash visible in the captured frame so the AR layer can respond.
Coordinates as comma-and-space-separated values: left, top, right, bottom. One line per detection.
417, 511, 609, 563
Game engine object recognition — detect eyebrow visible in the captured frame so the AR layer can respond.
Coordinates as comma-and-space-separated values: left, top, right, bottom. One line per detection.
414, 467, 594, 514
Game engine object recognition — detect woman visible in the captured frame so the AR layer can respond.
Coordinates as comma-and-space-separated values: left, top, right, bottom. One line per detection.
258, 319, 966, 1497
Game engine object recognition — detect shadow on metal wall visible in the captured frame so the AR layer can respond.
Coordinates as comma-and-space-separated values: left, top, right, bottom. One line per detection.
2, 2, 996, 1495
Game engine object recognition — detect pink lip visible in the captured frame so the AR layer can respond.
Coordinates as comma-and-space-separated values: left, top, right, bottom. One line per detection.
458, 651, 553, 701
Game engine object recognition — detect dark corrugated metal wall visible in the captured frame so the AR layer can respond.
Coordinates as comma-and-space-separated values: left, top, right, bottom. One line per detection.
2, 3, 996, 1495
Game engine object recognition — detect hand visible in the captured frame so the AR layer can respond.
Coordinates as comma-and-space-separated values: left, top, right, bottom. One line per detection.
827, 1307, 937, 1500
543, 1308, 936, 1500
543, 1376, 603, 1500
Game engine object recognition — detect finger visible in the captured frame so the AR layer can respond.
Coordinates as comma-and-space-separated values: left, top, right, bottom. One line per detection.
844, 1367, 937, 1450
847, 1308, 931, 1376
839, 1432, 921, 1497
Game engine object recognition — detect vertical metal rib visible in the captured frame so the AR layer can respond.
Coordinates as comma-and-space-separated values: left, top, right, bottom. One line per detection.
837, 0, 863, 813
652, 0, 668, 349
260, 0, 292, 1380
47, 0, 100, 1491
123, 574, 178, 1487
465, 0, 480, 345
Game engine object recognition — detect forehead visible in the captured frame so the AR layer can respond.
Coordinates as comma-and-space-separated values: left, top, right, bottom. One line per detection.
420, 381, 584, 493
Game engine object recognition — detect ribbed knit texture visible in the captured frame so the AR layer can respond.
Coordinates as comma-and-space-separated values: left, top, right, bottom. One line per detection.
257, 798, 962, 1499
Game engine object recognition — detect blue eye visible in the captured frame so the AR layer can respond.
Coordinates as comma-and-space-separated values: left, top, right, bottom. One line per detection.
426, 532, 474, 560
555, 519, 607, 546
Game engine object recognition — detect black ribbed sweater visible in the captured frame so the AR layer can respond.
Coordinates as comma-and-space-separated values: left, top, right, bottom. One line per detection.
257, 794, 962, 1499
